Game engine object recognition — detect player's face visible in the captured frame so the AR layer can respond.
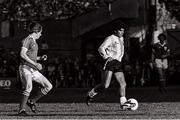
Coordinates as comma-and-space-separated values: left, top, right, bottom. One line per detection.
159, 36, 165, 43
35, 31, 42, 39
116, 28, 124, 37
159, 39, 164, 43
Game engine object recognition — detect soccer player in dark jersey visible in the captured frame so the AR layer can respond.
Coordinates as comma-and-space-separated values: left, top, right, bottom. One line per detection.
18, 22, 53, 115
86, 26, 130, 109
152, 33, 169, 93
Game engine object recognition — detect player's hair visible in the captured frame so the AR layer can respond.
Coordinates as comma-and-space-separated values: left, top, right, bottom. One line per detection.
28, 21, 42, 34
113, 25, 124, 32
158, 33, 166, 40
112, 23, 126, 35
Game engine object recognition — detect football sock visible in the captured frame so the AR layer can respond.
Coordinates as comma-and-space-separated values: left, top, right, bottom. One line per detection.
120, 96, 127, 105
94, 85, 105, 93
31, 90, 45, 103
159, 80, 167, 93
88, 84, 105, 98
159, 80, 166, 88
88, 88, 98, 98
19, 95, 29, 111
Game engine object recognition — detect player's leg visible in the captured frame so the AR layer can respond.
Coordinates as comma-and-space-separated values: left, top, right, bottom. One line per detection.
27, 71, 52, 113
86, 70, 113, 105
114, 72, 127, 106
32, 73, 53, 102
88, 70, 113, 97
88, 59, 115, 97
155, 59, 166, 92
160, 59, 168, 93
157, 67, 165, 92
157, 61, 167, 93
18, 66, 33, 115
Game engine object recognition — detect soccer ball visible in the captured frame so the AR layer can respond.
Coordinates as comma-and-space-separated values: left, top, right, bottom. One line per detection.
127, 98, 138, 111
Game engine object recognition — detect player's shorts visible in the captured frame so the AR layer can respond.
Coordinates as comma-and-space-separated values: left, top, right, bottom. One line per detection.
103, 59, 123, 72
19, 65, 42, 79
19, 64, 52, 96
155, 58, 168, 69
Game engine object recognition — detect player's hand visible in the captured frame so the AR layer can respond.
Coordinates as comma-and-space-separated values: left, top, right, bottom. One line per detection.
35, 63, 43, 70
107, 57, 114, 62
41, 55, 48, 61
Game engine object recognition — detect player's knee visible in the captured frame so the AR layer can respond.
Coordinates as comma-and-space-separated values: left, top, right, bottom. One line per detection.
28, 87, 32, 94
41, 84, 52, 95
46, 82, 53, 92
120, 81, 126, 88
47, 83, 53, 91
27, 83, 33, 92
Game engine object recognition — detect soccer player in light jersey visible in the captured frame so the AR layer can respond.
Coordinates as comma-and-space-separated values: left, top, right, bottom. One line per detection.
18, 22, 53, 115
86, 25, 128, 109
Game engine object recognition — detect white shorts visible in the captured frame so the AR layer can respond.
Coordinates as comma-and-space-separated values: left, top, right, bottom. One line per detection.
155, 59, 168, 69
19, 65, 52, 96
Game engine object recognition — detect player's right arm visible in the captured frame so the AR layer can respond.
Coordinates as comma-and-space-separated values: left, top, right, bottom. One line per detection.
20, 38, 42, 70
20, 47, 37, 66
98, 37, 111, 60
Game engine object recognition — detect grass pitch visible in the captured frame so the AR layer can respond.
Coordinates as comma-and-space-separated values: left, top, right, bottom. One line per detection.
0, 102, 180, 119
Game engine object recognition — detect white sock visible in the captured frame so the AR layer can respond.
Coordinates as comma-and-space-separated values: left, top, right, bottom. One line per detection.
120, 96, 127, 105
89, 89, 97, 98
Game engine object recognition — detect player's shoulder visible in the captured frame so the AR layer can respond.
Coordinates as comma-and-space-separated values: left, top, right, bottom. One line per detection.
105, 35, 115, 41
101, 36, 111, 45
22, 36, 33, 43
105, 35, 112, 40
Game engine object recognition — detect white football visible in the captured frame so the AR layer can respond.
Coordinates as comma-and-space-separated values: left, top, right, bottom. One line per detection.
127, 98, 139, 111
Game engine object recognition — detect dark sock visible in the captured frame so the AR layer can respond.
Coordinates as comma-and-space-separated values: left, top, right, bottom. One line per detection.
31, 90, 45, 103
19, 95, 29, 111
94, 85, 105, 93
160, 80, 166, 88
159, 80, 167, 93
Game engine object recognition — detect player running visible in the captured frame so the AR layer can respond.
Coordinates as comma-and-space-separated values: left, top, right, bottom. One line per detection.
18, 21, 53, 116
86, 25, 130, 109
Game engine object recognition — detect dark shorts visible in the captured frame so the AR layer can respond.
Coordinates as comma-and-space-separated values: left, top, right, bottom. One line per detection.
104, 59, 123, 72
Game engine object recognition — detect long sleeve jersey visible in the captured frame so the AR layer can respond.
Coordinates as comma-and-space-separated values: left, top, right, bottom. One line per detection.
98, 34, 124, 62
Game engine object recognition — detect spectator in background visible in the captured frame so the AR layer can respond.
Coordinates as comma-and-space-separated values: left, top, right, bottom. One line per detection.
40, 40, 49, 55
0, 0, 103, 21
152, 33, 170, 93
57, 61, 65, 88
47, 62, 56, 86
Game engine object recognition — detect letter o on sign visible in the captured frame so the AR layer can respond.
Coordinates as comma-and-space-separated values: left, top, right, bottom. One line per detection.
5, 80, 11, 87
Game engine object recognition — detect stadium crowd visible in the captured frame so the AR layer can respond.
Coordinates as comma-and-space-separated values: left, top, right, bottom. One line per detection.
0, 46, 180, 88
0, 0, 103, 21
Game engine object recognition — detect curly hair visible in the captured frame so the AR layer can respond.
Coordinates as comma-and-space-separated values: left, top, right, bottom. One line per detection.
158, 33, 166, 40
